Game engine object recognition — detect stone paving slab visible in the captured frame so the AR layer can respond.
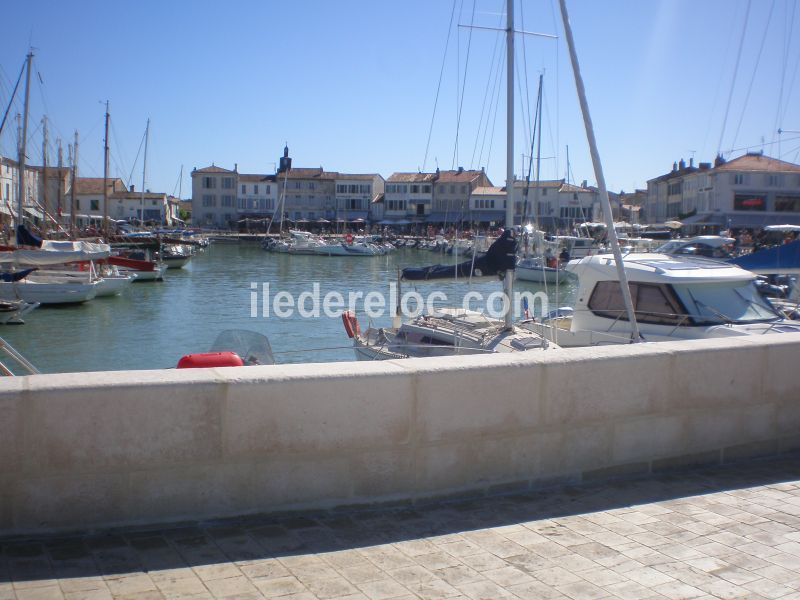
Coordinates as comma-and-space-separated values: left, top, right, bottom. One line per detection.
2, 455, 800, 599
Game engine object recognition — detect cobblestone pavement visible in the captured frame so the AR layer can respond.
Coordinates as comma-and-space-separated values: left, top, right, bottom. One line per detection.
2, 455, 800, 599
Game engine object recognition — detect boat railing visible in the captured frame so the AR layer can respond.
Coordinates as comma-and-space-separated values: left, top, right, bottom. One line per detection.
0, 336, 39, 376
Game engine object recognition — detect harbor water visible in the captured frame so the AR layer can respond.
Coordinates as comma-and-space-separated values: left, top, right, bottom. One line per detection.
4, 243, 578, 374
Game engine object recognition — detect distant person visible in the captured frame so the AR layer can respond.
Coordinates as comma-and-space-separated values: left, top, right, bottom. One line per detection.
559, 248, 571, 264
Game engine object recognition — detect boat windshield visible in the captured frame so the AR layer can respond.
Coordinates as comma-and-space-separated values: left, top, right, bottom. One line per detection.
671, 281, 781, 324
655, 240, 684, 253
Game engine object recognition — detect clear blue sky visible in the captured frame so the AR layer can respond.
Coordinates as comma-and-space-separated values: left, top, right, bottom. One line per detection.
1, 0, 798, 199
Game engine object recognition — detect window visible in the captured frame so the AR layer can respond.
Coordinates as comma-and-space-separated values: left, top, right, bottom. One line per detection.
337, 184, 347, 193
588, 281, 686, 325
222, 177, 234, 189
309, 182, 316, 190
461, 185, 467, 193
422, 185, 431, 193
775, 196, 800, 212
202, 195, 215, 207
667, 182, 682, 195
348, 198, 360, 210
767, 174, 783, 187
732, 173, 748, 185
90, 199, 99, 211
241, 184, 246, 194
202, 177, 216, 189
76, 199, 81, 210
222, 195, 234, 207
450, 185, 455, 194
411, 185, 419, 193
360, 185, 370, 194
734, 194, 765, 211
266, 185, 270, 194
294, 182, 301, 189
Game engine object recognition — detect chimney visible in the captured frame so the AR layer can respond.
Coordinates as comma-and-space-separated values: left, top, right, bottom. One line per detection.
234, 163, 238, 172
581, 180, 587, 188
679, 158, 686, 170
689, 157, 694, 167
673, 161, 678, 172
130, 184, 135, 192
457, 166, 464, 173
714, 154, 726, 167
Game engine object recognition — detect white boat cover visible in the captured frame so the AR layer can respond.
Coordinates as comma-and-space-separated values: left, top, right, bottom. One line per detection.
0, 241, 111, 266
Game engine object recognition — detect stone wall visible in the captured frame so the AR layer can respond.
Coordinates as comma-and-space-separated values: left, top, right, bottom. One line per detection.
1, 334, 798, 536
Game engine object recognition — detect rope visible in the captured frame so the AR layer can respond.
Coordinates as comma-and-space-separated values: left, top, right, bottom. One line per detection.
730, 0, 775, 151
422, 0, 458, 172
716, 0, 752, 156
452, 0, 477, 169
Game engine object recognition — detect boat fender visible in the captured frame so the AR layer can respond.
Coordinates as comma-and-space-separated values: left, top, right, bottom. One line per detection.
342, 310, 361, 338
177, 352, 245, 369
473, 268, 482, 277
345, 233, 354, 245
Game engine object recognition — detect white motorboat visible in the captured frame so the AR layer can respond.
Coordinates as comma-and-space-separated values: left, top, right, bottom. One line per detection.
343, 308, 556, 360
516, 256, 575, 284
522, 253, 800, 346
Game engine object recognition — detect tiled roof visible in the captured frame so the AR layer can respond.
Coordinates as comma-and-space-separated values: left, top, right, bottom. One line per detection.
387, 172, 437, 183
239, 174, 265, 182
714, 153, 800, 173
648, 166, 698, 184
472, 186, 505, 195
193, 165, 234, 174
435, 169, 485, 183
74, 178, 128, 194
278, 168, 338, 180
558, 183, 594, 193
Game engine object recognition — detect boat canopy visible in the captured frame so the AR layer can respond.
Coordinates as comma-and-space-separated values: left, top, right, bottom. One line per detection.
0, 240, 111, 266
729, 240, 800, 274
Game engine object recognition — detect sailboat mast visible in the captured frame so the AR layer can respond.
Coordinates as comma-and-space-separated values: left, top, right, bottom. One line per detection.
70, 131, 79, 238
42, 116, 49, 229
15, 51, 33, 245
103, 101, 110, 238
503, 0, 515, 330
140, 118, 149, 227
558, 0, 640, 341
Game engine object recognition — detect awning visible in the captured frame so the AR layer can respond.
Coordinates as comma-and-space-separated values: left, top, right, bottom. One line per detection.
23, 207, 44, 220
719, 213, 800, 228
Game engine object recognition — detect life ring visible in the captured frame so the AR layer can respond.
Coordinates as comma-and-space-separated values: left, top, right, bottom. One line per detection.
345, 233, 354, 245
342, 310, 361, 338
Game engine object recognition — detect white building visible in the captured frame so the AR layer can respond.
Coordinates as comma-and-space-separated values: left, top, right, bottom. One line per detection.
645, 153, 800, 229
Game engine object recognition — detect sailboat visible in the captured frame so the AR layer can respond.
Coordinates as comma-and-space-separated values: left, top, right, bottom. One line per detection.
343, 0, 557, 360
1, 52, 102, 305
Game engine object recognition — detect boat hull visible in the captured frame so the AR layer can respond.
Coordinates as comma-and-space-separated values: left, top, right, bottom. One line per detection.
0, 281, 97, 304
94, 275, 135, 297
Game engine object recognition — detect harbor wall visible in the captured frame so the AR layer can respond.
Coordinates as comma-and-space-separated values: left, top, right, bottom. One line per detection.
1, 333, 799, 536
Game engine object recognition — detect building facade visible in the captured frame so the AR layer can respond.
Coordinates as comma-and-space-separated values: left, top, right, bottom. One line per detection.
645, 153, 800, 229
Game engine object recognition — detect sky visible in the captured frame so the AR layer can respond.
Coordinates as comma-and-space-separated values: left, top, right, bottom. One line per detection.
1, 0, 798, 199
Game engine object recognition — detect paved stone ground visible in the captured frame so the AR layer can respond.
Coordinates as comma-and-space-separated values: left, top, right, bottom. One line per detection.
2, 455, 800, 599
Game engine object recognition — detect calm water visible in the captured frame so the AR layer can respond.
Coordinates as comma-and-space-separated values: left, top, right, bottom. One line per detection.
4, 243, 578, 373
